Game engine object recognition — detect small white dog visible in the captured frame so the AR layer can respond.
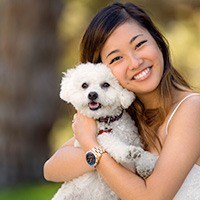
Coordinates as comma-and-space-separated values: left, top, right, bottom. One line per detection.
52, 63, 158, 200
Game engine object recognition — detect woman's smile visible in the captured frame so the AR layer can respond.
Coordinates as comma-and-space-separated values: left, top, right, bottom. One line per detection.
132, 66, 152, 81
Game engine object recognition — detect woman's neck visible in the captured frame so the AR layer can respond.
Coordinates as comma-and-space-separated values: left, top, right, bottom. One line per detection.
136, 89, 161, 109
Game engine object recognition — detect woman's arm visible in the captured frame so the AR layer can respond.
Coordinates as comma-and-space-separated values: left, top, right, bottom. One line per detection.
43, 137, 94, 182
73, 97, 200, 200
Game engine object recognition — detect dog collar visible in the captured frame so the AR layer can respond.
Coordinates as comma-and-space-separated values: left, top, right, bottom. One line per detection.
97, 109, 124, 124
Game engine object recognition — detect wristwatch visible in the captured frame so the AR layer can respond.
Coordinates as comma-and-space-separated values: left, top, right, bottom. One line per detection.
85, 146, 105, 167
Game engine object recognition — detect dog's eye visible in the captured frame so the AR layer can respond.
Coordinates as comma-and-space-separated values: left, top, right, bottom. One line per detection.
101, 82, 110, 88
81, 83, 88, 89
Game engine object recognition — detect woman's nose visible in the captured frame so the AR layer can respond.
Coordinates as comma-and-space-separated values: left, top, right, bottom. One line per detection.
127, 54, 143, 70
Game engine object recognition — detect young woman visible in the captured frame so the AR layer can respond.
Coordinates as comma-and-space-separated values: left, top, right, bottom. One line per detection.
44, 2, 200, 199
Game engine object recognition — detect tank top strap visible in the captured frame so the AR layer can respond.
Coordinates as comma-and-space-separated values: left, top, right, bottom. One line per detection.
165, 93, 200, 135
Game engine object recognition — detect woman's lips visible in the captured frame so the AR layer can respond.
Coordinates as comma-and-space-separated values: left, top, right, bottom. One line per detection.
132, 66, 152, 81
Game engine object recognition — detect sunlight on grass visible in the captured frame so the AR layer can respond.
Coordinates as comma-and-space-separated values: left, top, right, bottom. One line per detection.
0, 182, 61, 200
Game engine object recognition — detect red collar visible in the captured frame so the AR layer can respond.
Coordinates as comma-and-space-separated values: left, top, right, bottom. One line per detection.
98, 128, 112, 135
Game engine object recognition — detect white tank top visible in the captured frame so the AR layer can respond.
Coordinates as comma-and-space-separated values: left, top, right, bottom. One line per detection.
165, 93, 200, 200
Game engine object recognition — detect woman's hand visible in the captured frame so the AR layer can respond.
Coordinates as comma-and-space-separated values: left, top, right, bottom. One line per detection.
72, 112, 99, 151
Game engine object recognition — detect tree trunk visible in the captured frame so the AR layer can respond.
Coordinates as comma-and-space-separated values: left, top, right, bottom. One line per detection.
0, 0, 63, 186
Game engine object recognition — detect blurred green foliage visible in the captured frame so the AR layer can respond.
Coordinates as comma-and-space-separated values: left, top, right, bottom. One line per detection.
49, 112, 75, 152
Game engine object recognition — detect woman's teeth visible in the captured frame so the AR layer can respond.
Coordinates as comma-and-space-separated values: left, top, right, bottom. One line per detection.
133, 67, 150, 80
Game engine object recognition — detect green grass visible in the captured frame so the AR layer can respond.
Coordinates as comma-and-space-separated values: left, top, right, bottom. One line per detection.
0, 182, 61, 200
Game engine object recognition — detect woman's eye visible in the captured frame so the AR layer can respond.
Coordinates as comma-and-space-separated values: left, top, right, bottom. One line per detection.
109, 56, 122, 64
82, 82, 88, 89
101, 82, 110, 88
135, 40, 147, 50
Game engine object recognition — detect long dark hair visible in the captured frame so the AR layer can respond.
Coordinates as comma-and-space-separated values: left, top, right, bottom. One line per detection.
79, 2, 191, 152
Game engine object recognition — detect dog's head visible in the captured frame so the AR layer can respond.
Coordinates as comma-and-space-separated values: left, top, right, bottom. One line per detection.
60, 63, 135, 119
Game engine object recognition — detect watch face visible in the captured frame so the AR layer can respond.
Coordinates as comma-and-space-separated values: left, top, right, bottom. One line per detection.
86, 152, 96, 166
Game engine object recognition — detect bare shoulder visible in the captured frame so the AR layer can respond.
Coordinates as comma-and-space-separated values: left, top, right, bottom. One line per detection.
179, 93, 200, 104
183, 93, 200, 105
169, 93, 200, 135
175, 93, 200, 120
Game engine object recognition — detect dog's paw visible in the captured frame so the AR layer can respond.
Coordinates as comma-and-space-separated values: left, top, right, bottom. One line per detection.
126, 146, 144, 161
136, 165, 153, 179
135, 152, 158, 179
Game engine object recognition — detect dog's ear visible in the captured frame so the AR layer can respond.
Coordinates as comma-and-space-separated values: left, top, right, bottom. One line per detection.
120, 89, 135, 109
59, 68, 75, 103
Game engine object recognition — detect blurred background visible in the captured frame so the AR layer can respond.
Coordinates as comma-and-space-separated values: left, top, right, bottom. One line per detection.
0, 0, 199, 199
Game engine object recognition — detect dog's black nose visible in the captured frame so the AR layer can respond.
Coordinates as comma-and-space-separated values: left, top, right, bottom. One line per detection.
88, 92, 98, 101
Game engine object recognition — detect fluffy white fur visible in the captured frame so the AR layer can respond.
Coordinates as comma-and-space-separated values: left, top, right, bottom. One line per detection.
52, 63, 158, 200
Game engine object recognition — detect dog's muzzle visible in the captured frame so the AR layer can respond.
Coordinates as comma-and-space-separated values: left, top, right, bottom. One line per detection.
88, 92, 101, 111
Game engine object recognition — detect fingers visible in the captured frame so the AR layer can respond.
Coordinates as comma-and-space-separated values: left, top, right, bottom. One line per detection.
72, 113, 78, 123
72, 113, 81, 137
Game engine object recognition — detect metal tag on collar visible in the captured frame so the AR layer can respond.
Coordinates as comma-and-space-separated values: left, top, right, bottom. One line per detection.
107, 117, 111, 125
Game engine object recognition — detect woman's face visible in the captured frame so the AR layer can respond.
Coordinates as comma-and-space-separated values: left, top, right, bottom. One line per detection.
101, 21, 164, 96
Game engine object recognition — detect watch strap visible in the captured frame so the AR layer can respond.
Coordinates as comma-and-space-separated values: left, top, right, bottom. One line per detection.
86, 146, 105, 167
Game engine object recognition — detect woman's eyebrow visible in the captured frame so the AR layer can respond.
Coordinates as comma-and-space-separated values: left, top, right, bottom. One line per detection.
106, 49, 119, 59
129, 34, 143, 44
